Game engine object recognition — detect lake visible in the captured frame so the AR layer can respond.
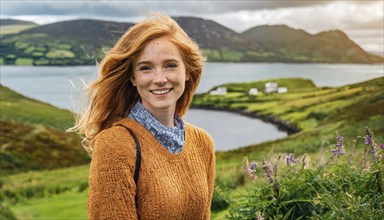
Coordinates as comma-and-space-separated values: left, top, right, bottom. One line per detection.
185, 109, 287, 151
1, 63, 383, 150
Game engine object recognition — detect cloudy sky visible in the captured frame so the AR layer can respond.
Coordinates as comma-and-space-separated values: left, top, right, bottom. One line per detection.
1, 0, 383, 55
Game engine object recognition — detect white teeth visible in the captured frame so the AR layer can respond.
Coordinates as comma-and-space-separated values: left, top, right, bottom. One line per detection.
152, 89, 171, 95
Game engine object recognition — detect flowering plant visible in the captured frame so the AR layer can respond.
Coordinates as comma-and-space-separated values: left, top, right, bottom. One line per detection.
227, 127, 384, 219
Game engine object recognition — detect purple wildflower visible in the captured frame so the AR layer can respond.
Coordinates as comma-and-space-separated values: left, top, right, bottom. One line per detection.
336, 136, 344, 145
241, 157, 257, 180
285, 153, 297, 165
247, 160, 258, 179
332, 147, 344, 158
364, 127, 377, 160
332, 135, 344, 158
379, 144, 384, 160
249, 161, 258, 171
364, 134, 372, 145
262, 161, 274, 183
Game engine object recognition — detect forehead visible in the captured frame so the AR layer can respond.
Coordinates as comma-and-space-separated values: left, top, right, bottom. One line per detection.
137, 37, 182, 62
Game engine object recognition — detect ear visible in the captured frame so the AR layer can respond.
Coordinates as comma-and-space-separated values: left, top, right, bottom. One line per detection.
185, 72, 190, 81
130, 77, 136, 86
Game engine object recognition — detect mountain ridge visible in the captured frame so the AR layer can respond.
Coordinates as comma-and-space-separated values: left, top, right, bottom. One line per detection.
1, 19, 37, 26
20, 19, 134, 48
1, 17, 382, 64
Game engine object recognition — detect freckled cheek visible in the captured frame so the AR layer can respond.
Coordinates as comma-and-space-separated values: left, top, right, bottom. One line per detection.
135, 76, 153, 88
169, 76, 184, 84
168, 72, 187, 83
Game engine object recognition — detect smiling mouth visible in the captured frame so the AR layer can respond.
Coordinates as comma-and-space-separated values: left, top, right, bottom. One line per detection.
150, 88, 173, 95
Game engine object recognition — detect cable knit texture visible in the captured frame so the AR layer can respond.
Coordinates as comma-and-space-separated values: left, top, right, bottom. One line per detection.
88, 118, 215, 220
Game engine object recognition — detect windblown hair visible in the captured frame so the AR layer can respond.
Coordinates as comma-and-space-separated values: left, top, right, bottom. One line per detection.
69, 13, 205, 154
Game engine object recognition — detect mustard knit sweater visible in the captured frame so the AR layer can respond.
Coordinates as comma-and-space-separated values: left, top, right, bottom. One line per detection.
88, 118, 215, 220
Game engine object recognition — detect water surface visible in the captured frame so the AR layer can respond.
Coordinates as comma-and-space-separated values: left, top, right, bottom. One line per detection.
1, 63, 382, 150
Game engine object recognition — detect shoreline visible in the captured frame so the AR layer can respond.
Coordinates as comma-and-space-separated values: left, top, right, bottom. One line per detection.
190, 105, 301, 135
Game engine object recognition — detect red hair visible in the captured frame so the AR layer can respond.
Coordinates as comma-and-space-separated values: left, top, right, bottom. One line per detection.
69, 13, 205, 153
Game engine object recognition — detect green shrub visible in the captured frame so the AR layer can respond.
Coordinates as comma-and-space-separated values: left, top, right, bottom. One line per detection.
211, 187, 229, 212
15, 58, 33, 65
227, 128, 384, 219
0, 204, 17, 220
46, 50, 75, 58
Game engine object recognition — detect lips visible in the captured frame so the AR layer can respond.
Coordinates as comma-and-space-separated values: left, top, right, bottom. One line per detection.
150, 88, 173, 95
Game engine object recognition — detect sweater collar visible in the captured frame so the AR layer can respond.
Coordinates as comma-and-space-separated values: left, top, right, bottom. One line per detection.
128, 101, 185, 154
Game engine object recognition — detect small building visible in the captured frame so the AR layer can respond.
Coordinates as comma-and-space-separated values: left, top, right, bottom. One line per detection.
278, 87, 288, 94
265, 82, 278, 93
209, 86, 227, 95
248, 88, 258, 96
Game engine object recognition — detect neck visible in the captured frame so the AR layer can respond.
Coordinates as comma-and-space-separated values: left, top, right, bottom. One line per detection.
151, 109, 175, 127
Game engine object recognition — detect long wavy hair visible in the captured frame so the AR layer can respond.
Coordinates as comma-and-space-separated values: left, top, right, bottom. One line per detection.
69, 13, 205, 154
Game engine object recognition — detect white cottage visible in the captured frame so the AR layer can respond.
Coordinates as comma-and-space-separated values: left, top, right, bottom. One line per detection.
249, 88, 258, 96
265, 82, 278, 93
209, 87, 227, 95
278, 87, 288, 93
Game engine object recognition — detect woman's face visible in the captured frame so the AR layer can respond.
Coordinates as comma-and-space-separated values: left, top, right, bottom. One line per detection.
131, 36, 187, 115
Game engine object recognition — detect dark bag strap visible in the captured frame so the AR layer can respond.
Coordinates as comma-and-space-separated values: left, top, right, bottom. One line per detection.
115, 124, 141, 206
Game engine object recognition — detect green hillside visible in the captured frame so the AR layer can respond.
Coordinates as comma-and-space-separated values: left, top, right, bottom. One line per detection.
194, 77, 384, 218
242, 25, 310, 45
0, 85, 89, 174
0, 19, 37, 35
192, 77, 384, 172
0, 19, 37, 26
242, 25, 384, 63
192, 77, 383, 134
1, 78, 383, 219
1, 18, 382, 65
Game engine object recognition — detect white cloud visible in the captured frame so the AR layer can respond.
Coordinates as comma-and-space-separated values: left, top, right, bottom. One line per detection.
205, 1, 383, 33
201, 1, 383, 54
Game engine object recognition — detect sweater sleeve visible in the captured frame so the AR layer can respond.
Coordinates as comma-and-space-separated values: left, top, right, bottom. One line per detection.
88, 130, 138, 220
204, 133, 216, 220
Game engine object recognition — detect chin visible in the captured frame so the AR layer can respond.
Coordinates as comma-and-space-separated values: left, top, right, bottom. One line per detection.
150, 101, 176, 111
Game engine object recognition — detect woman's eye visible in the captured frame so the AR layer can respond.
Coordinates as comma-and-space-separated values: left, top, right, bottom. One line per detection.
166, 63, 178, 69
139, 66, 151, 71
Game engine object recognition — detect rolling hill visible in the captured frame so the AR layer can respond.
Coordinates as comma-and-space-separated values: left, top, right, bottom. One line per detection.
0, 85, 89, 174
0, 19, 38, 35
242, 25, 383, 63
192, 76, 384, 158
174, 17, 262, 51
0, 17, 382, 65
0, 19, 37, 26
2, 77, 383, 219
21, 19, 134, 49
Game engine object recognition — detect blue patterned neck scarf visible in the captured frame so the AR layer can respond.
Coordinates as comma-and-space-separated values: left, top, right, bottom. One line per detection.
128, 102, 185, 154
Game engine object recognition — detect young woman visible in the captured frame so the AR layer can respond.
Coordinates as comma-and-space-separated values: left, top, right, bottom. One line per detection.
70, 13, 215, 219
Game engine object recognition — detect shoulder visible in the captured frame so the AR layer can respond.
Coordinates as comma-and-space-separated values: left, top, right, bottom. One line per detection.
95, 125, 131, 146
92, 122, 137, 158
185, 121, 214, 151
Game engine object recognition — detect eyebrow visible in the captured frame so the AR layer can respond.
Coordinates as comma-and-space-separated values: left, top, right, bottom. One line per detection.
136, 59, 180, 66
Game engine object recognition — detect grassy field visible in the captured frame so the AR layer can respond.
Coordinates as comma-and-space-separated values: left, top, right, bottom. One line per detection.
192, 77, 383, 132
0, 31, 97, 65
0, 85, 75, 130
0, 85, 89, 174
1, 77, 383, 219
0, 24, 37, 35
3, 165, 89, 219
13, 190, 88, 219
193, 77, 384, 218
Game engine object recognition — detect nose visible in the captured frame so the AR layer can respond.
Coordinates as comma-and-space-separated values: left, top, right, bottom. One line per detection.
153, 68, 167, 85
